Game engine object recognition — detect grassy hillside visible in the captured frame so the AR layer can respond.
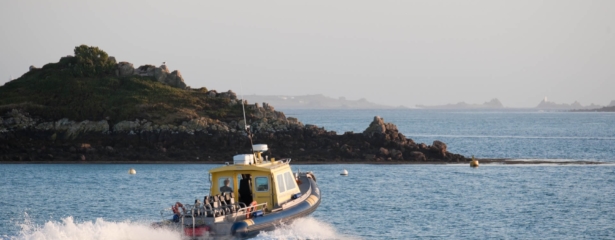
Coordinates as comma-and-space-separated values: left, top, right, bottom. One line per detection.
0, 46, 245, 124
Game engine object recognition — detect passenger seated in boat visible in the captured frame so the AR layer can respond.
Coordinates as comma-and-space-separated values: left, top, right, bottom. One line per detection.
220, 178, 233, 193
238, 174, 253, 205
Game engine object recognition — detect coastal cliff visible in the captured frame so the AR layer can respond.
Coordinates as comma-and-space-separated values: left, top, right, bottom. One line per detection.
0, 45, 467, 163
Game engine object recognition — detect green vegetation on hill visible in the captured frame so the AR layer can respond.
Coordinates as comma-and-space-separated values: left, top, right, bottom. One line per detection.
0, 45, 245, 124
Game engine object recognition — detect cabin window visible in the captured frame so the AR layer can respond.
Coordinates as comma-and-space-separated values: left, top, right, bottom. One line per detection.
255, 177, 269, 192
218, 177, 234, 193
284, 172, 296, 191
276, 174, 286, 192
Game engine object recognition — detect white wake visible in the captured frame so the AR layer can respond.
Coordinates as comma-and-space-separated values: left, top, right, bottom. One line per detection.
254, 217, 355, 240
3, 215, 353, 240
3, 216, 181, 240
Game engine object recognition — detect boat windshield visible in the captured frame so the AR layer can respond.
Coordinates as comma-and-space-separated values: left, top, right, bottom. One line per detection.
218, 177, 233, 193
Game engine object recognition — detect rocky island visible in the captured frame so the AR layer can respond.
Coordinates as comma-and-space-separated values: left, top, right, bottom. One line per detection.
536, 98, 605, 111
569, 100, 615, 112
0, 45, 467, 163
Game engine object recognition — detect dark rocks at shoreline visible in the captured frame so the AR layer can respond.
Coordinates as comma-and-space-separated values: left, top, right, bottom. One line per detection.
0, 45, 467, 163
0, 109, 467, 163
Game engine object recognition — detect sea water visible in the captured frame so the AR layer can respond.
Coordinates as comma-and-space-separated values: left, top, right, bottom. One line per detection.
1, 164, 614, 239
283, 109, 615, 161
2, 110, 615, 239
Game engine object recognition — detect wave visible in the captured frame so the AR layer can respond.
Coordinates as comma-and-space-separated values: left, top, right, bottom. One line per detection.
254, 217, 355, 240
2, 216, 181, 240
3, 215, 351, 240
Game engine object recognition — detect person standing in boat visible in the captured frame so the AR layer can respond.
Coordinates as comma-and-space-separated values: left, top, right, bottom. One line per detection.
220, 178, 233, 193
238, 174, 253, 205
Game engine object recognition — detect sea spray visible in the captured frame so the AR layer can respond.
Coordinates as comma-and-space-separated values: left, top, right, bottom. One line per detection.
3, 216, 181, 240
254, 217, 356, 240
4, 216, 353, 240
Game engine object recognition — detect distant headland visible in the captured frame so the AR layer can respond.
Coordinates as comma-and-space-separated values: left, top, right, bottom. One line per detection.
416, 98, 503, 109
0, 45, 467, 164
537, 98, 615, 112
242, 94, 397, 109
415, 98, 615, 111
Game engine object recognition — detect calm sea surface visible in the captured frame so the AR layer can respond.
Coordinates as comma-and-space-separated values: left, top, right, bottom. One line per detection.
282, 109, 615, 162
2, 110, 615, 239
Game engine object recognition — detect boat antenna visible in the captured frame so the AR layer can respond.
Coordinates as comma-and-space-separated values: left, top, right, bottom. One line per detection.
240, 83, 255, 154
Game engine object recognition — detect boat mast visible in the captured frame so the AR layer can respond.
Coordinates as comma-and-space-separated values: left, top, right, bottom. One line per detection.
240, 88, 255, 155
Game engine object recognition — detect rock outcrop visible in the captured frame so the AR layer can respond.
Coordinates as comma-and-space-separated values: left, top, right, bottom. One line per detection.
432, 140, 447, 157
116, 62, 186, 89
0, 108, 467, 163
118, 62, 135, 77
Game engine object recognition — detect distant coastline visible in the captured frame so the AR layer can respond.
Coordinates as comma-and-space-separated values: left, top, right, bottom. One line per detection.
536, 99, 603, 111
569, 106, 615, 112
416, 98, 503, 109
240, 94, 615, 111
242, 94, 400, 109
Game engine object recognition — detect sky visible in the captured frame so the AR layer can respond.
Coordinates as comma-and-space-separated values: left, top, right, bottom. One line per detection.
0, 0, 613, 108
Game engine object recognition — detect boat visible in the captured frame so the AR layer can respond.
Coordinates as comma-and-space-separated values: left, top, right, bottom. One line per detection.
152, 144, 321, 239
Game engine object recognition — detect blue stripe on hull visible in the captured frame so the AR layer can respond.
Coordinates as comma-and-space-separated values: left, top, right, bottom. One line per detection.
231, 178, 321, 238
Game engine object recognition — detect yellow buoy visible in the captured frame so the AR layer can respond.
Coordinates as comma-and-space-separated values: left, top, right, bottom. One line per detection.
470, 156, 479, 168
129, 168, 136, 174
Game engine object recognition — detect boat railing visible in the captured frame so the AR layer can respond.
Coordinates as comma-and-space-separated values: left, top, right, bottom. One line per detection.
183, 202, 248, 219
178, 202, 268, 234
181, 202, 268, 221
160, 201, 250, 222
179, 202, 269, 222
232, 202, 268, 221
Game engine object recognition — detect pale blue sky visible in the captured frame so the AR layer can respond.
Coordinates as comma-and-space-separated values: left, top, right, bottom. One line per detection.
1, 0, 613, 108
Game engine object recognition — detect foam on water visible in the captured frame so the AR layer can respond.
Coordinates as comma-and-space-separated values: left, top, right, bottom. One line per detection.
3, 215, 181, 240
254, 217, 355, 240
3, 213, 350, 240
